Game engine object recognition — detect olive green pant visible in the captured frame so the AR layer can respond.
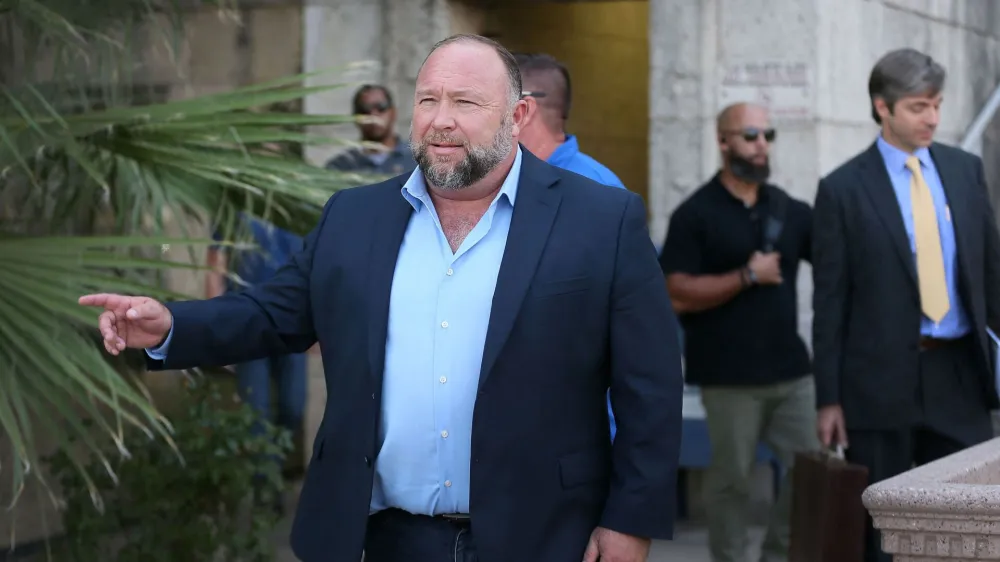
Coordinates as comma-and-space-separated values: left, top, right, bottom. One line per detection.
700, 376, 820, 562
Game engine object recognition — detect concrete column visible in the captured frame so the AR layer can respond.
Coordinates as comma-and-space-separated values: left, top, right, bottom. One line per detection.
647, 0, 708, 247
381, 0, 452, 139
302, 0, 384, 167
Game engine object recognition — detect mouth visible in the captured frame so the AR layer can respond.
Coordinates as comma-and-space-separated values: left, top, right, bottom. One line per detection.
429, 143, 463, 155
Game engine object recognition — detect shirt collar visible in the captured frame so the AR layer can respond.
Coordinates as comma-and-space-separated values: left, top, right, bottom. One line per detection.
401, 146, 523, 211
876, 134, 932, 171
547, 134, 579, 167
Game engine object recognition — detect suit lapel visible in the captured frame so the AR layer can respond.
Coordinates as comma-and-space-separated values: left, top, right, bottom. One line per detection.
367, 180, 413, 390
478, 151, 561, 391
859, 142, 918, 286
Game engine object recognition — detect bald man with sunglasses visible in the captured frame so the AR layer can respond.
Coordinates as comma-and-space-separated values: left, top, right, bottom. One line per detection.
659, 103, 820, 562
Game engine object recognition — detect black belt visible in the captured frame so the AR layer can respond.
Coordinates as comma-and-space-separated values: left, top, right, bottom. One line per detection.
436, 513, 471, 526
374, 508, 471, 527
919, 336, 964, 351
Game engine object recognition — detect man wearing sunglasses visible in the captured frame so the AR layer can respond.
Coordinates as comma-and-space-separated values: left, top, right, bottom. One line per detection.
660, 102, 819, 562
325, 84, 417, 176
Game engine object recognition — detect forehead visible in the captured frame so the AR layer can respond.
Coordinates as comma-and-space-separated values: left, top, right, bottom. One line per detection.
416, 42, 508, 99
898, 91, 943, 104
360, 89, 388, 104
729, 105, 769, 128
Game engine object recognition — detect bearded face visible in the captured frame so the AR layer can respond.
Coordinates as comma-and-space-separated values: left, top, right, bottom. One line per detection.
410, 110, 514, 191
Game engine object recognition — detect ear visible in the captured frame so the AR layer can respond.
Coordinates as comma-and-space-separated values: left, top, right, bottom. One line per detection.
873, 97, 891, 121
511, 99, 530, 137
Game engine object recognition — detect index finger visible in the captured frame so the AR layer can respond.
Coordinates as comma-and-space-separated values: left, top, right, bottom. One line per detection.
78, 293, 127, 309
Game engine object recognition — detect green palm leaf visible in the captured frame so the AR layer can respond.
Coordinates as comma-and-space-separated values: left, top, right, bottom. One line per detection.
0, 2, 398, 540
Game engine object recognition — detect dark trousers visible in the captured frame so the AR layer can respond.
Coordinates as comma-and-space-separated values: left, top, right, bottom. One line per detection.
846, 337, 994, 562
364, 509, 478, 562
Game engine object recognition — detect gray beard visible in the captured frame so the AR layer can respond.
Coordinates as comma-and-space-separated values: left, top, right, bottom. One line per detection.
410, 112, 514, 191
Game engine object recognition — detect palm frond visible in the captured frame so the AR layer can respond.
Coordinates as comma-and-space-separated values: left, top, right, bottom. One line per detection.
0, 235, 229, 515
0, 0, 395, 532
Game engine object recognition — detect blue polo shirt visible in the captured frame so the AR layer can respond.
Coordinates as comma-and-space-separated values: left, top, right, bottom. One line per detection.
547, 135, 625, 189
543, 135, 625, 441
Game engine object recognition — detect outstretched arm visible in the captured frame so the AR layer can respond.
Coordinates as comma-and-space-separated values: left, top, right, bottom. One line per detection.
147, 192, 341, 371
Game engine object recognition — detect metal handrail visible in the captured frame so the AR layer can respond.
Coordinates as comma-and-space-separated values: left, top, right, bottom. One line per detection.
960, 83, 1000, 155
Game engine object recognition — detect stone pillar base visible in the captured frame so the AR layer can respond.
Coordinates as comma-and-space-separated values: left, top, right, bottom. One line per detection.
863, 437, 1000, 561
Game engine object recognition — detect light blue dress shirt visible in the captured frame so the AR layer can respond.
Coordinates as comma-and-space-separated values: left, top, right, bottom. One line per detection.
149, 148, 524, 516
369, 148, 521, 515
876, 135, 970, 338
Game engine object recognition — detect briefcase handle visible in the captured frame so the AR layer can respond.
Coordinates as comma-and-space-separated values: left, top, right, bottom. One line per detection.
819, 444, 846, 462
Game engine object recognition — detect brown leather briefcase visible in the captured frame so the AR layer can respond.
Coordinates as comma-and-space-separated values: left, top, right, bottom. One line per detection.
788, 447, 870, 562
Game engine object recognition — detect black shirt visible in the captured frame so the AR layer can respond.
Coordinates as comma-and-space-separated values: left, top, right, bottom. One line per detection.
659, 173, 813, 387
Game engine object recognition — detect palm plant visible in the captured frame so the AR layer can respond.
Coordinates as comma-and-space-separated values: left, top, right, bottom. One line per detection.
0, 0, 374, 538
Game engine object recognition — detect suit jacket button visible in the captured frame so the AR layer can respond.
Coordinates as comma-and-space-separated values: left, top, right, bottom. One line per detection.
364, 456, 371, 467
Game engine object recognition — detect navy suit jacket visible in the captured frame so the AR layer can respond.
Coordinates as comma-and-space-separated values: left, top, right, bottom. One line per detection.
149, 149, 683, 562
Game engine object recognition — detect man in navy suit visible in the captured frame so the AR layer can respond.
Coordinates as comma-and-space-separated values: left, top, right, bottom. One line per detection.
80, 33, 683, 562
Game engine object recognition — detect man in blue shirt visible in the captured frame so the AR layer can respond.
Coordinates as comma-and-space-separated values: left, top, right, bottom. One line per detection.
813, 48, 1000, 562
514, 53, 625, 190
514, 53, 627, 441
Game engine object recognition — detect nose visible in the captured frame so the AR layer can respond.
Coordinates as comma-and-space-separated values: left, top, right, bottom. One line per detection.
926, 106, 940, 127
429, 101, 457, 131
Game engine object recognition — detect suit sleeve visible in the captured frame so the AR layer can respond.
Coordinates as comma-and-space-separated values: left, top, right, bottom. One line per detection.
976, 157, 1000, 333
600, 193, 684, 540
811, 178, 848, 408
798, 200, 813, 264
146, 192, 342, 371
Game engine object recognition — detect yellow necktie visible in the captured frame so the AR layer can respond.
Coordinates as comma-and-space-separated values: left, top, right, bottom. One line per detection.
906, 155, 950, 323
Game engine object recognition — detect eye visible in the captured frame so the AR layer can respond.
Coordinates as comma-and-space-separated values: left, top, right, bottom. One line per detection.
456, 100, 474, 106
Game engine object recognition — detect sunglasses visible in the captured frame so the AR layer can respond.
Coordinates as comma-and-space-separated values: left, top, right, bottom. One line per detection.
356, 101, 391, 115
727, 127, 776, 143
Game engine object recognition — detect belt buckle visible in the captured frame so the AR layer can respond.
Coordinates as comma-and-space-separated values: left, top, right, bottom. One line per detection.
440, 513, 471, 523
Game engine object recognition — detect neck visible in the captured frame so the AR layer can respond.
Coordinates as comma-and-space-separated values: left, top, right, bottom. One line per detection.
522, 127, 565, 161
880, 129, 919, 154
427, 150, 517, 203
719, 168, 760, 205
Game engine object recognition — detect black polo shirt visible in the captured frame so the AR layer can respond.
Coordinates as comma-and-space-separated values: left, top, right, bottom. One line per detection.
659, 173, 813, 387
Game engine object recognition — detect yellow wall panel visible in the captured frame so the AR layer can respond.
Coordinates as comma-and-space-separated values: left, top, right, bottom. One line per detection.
476, 1, 649, 202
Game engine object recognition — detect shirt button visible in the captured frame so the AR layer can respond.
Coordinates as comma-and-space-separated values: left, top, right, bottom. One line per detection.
444, 480, 452, 488
441, 321, 449, 328
439, 376, 447, 383
446, 268, 454, 276
441, 430, 449, 438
